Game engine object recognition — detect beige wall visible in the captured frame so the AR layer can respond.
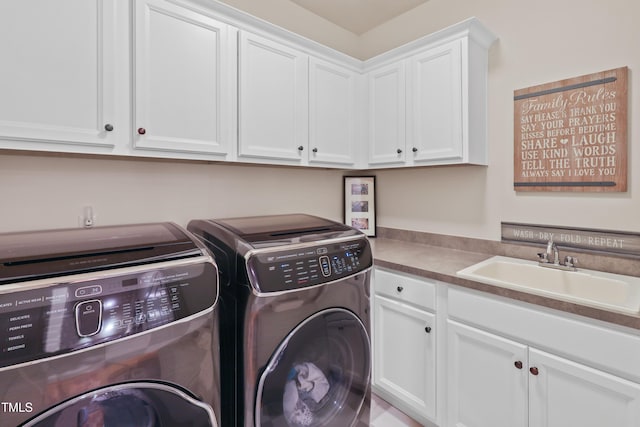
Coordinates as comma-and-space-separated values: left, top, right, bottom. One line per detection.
1, 0, 639, 240
217, 0, 362, 58
214, 0, 640, 239
0, 153, 345, 233
367, 0, 640, 239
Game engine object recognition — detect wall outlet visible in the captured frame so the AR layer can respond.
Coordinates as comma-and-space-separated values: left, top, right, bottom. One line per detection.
80, 206, 97, 228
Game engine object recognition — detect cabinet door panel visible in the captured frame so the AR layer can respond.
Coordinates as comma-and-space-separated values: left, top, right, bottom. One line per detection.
529, 348, 640, 427
367, 62, 406, 165
0, 0, 119, 148
238, 31, 308, 162
374, 295, 436, 420
408, 40, 463, 163
447, 320, 528, 427
308, 58, 356, 166
134, 0, 232, 155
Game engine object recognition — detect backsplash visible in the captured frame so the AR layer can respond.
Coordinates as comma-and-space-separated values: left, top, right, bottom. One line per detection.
502, 222, 640, 258
376, 226, 640, 277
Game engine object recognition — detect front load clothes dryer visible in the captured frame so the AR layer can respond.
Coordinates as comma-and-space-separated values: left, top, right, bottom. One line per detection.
188, 214, 373, 427
0, 222, 220, 427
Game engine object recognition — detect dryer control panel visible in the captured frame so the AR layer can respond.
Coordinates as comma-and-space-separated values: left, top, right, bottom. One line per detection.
0, 261, 217, 369
246, 237, 372, 293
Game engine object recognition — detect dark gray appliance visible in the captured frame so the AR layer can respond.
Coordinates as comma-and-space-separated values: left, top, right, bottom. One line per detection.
188, 214, 372, 427
0, 222, 220, 427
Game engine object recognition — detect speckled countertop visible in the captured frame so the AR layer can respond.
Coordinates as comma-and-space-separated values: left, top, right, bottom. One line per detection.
370, 233, 640, 331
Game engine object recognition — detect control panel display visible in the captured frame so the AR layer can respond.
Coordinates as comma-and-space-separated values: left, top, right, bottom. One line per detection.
246, 238, 372, 293
0, 262, 217, 369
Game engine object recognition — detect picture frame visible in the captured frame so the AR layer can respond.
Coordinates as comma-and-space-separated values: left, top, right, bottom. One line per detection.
343, 176, 376, 237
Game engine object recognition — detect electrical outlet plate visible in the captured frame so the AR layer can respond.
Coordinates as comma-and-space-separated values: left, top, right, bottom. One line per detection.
80, 206, 96, 228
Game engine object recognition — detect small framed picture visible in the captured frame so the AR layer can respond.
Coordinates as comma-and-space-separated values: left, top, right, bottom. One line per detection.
344, 176, 376, 237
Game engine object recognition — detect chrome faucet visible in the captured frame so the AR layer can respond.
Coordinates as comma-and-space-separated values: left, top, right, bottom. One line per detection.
537, 238, 577, 271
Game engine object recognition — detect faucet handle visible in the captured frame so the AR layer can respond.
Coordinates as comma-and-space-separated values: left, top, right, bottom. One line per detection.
564, 255, 578, 267
537, 252, 549, 263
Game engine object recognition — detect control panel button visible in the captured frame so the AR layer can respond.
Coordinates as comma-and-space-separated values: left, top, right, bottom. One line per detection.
75, 300, 102, 337
319, 255, 331, 277
75, 285, 102, 298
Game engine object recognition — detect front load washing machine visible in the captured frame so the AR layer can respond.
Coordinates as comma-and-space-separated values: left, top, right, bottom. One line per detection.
188, 214, 373, 427
0, 222, 220, 427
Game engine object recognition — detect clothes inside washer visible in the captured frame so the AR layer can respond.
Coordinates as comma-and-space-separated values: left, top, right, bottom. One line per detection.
78, 391, 157, 427
282, 362, 330, 427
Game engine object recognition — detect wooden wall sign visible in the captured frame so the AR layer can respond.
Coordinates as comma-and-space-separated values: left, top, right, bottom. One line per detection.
514, 67, 628, 192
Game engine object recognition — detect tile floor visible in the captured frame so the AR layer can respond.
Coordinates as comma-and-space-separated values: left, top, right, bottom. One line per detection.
370, 394, 423, 427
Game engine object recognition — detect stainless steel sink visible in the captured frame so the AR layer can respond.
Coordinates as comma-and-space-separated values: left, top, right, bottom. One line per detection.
456, 256, 640, 314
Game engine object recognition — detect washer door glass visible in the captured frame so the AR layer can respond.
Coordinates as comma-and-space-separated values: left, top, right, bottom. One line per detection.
256, 308, 370, 427
21, 382, 217, 427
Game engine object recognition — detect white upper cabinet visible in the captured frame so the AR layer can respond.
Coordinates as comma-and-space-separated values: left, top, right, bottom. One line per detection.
367, 62, 407, 165
237, 31, 309, 164
365, 18, 496, 168
0, 1, 495, 170
133, 0, 235, 157
308, 58, 359, 166
0, 0, 125, 152
407, 40, 463, 164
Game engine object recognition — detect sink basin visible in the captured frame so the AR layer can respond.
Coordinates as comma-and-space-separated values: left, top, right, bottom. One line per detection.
456, 256, 640, 314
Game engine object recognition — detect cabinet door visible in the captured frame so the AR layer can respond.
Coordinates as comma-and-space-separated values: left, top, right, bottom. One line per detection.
447, 320, 528, 427
238, 31, 308, 163
529, 348, 640, 427
308, 58, 357, 166
408, 40, 463, 164
134, 0, 234, 156
0, 0, 122, 149
373, 294, 436, 421
367, 62, 406, 166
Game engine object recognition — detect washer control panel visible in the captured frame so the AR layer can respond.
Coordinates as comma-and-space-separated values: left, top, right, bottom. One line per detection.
0, 261, 217, 369
247, 237, 372, 293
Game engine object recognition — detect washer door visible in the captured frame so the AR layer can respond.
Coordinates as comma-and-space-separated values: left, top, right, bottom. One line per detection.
20, 382, 218, 427
256, 308, 370, 427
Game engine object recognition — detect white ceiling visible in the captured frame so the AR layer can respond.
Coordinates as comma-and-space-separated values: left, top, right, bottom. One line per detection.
290, 0, 429, 35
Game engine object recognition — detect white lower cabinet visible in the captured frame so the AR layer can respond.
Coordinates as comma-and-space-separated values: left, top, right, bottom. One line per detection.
447, 320, 528, 427
447, 288, 640, 427
372, 268, 437, 425
372, 269, 640, 427
528, 348, 640, 427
